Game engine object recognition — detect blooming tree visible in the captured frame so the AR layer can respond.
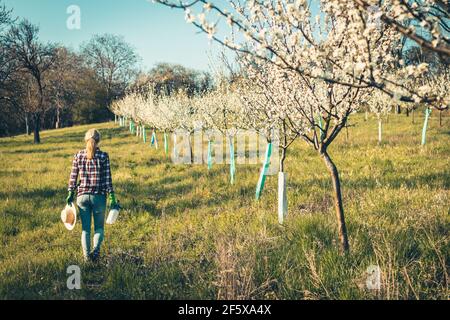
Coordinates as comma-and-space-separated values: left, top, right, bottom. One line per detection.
159, 90, 202, 163
352, 0, 449, 58
199, 78, 244, 183
154, 0, 448, 109
431, 69, 450, 126
111, 90, 142, 131
239, 46, 368, 250
368, 89, 392, 144
237, 56, 305, 223
153, 93, 180, 155
292, 76, 368, 253
112, 87, 200, 158
151, 0, 450, 251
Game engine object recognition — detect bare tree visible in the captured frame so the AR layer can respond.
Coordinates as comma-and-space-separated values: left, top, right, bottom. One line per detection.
3, 19, 57, 143
0, 2, 26, 136
0, 1, 12, 31
81, 34, 140, 109
46, 47, 80, 129
0, 1, 15, 90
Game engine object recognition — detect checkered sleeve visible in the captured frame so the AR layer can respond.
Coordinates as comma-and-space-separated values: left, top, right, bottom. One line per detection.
103, 153, 114, 194
68, 154, 79, 192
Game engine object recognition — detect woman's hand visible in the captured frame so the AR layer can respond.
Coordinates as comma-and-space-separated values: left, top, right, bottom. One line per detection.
109, 193, 118, 208
66, 191, 75, 205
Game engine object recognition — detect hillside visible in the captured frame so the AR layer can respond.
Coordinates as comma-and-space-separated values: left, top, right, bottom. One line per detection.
0, 113, 448, 299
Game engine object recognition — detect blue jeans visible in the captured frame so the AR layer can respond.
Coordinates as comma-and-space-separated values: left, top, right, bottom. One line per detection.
77, 194, 107, 259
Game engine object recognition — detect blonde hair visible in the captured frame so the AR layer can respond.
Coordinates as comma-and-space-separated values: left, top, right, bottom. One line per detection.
84, 129, 101, 160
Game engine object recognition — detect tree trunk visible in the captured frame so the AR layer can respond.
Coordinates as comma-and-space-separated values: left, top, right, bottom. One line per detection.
439, 110, 443, 127
25, 114, 30, 135
55, 108, 61, 129
412, 109, 415, 124
321, 150, 350, 253
406, 108, 410, 117
33, 113, 41, 144
228, 135, 236, 185
189, 134, 194, 164
35, 78, 44, 144
279, 147, 286, 173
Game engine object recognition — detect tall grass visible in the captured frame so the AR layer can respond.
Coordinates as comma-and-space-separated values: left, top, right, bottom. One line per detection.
0, 112, 448, 300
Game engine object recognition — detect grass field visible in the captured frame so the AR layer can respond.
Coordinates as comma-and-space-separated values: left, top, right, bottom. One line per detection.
0, 112, 448, 300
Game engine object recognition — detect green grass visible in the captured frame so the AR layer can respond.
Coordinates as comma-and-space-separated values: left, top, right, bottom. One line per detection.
0, 112, 448, 300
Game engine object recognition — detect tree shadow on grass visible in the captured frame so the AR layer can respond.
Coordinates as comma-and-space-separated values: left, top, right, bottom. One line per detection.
145, 158, 163, 166
291, 170, 450, 194
2, 147, 64, 155
114, 166, 246, 217
157, 173, 187, 186
0, 186, 60, 201
286, 170, 449, 217
41, 127, 127, 145
108, 140, 139, 148
0, 170, 22, 177
344, 171, 450, 190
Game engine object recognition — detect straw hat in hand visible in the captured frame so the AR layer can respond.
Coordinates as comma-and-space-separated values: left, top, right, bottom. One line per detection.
61, 204, 77, 231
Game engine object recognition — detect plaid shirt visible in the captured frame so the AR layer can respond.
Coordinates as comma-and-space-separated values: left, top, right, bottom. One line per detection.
68, 149, 114, 196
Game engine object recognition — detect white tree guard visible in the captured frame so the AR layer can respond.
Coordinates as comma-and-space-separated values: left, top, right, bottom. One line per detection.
278, 172, 288, 225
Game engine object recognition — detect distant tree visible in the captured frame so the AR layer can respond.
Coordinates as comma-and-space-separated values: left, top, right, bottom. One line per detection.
0, 1, 10, 26
1, 9, 138, 137
0, 2, 26, 137
3, 20, 57, 143
81, 34, 139, 109
143, 63, 212, 96
0, 74, 28, 136
403, 46, 449, 73
0, 1, 15, 90
71, 75, 110, 125
46, 47, 81, 129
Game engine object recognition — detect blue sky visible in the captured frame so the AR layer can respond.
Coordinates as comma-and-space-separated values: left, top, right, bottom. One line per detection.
3, 0, 227, 72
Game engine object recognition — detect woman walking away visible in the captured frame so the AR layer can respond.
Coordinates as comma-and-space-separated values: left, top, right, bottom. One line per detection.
66, 129, 119, 263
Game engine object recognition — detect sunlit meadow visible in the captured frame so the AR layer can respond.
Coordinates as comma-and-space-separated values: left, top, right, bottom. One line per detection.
0, 112, 448, 300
